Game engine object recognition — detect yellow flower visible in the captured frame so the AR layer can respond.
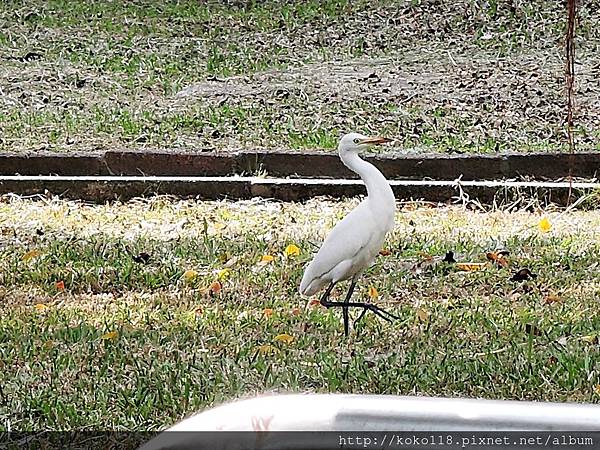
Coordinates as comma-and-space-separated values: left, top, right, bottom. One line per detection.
284, 244, 300, 257
216, 268, 230, 280
368, 286, 379, 299
538, 217, 551, 233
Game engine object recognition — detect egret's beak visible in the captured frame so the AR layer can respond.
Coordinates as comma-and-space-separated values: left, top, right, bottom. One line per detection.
359, 136, 392, 145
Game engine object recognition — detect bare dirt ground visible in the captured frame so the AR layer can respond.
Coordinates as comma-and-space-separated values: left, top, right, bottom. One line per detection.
0, 0, 599, 154
176, 48, 600, 154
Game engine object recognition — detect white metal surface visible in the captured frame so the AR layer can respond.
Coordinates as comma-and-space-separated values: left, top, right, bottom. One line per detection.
139, 394, 600, 450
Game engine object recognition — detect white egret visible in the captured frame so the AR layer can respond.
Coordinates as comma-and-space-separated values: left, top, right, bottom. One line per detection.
300, 132, 399, 336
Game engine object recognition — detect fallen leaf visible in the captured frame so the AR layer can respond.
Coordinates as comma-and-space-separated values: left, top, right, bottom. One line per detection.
255, 344, 279, 356
209, 281, 222, 295
256, 254, 275, 267
55, 280, 65, 291
368, 286, 379, 299
538, 217, 552, 233
581, 335, 599, 344
101, 331, 119, 341
194, 306, 203, 316
213, 223, 227, 231
263, 308, 274, 318
379, 249, 392, 256
456, 262, 486, 272
543, 293, 561, 305
43, 340, 54, 350
291, 307, 301, 316
22, 249, 42, 261
34, 303, 49, 311
183, 269, 198, 282
594, 385, 600, 395
284, 244, 300, 257
274, 333, 294, 344
486, 251, 509, 268
308, 299, 321, 307
511, 268, 537, 282
416, 307, 430, 322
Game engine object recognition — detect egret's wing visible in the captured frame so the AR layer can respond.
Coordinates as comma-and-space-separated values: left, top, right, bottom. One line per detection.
300, 204, 379, 293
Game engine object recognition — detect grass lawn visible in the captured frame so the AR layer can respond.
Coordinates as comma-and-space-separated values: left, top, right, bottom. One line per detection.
1, 196, 599, 431
1, 0, 599, 154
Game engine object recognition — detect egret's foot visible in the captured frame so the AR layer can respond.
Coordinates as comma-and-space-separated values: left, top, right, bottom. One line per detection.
353, 303, 400, 327
320, 299, 398, 334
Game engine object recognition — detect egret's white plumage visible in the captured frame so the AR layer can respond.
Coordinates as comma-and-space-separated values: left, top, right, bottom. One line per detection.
299, 132, 397, 334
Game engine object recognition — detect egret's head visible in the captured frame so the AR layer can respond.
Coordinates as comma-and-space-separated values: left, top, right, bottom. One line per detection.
338, 132, 391, 156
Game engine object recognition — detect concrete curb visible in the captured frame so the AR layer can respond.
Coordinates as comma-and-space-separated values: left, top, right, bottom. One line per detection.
2, 150, 599, 180
2, 176, 598, 205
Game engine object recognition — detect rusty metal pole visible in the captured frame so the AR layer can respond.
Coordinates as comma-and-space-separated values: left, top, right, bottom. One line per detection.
565, 0, 577, 201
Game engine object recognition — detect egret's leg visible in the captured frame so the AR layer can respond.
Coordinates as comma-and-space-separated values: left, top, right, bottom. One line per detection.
342, 279, 357, 337
319, 282, 336, 306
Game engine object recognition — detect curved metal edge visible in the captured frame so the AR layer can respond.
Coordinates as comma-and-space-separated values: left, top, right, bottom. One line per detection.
139, 394, 600, 449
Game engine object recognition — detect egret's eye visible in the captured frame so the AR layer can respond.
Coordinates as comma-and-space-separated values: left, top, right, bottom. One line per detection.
353, 138, 361, 144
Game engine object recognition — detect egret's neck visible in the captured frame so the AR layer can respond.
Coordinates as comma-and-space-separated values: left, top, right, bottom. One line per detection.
339, 151, 395, 213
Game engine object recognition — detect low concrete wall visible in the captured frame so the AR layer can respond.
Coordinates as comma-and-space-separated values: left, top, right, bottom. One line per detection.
1, 176, 596, 205
2, 150, 599, 181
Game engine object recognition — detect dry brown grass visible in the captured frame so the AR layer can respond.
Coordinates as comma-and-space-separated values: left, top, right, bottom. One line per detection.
1, 0, 599, 154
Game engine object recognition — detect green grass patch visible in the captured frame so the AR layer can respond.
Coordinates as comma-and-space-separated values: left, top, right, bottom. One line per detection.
0, 198, 599, 430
